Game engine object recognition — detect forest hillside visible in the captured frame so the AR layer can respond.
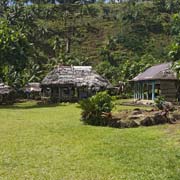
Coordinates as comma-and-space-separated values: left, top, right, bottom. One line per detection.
1, 0, 180, 87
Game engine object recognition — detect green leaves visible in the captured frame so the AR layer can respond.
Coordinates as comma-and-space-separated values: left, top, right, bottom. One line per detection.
0, 1, 179, 88
80, 91, 114, 125
172, 60, 180, 79
0, 19, 35, 87
0, 20, 30, 68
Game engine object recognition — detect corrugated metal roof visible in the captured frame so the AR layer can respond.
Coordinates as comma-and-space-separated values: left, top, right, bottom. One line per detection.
131, 62, 177, 81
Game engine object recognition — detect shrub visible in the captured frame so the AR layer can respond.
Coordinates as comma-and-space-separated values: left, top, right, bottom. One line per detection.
79, 91, 114, 126
154, 96, 165, 110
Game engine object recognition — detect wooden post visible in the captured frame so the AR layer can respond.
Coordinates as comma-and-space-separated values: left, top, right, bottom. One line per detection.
147, 82, 149, 100
142, 82, 144, 99
42, 88, 45, 97
152, 81, 155, 100
136, 83, 138, 99
58, 87, 61, 101
140, 82, 142, 99
134, 83, 136, 99
138, 83, 140, 99
140, 83, 142, 99
50, 87, 52, 98
137, 83, 139, 99
139, 83, 141, 99
77, 88, 80, 100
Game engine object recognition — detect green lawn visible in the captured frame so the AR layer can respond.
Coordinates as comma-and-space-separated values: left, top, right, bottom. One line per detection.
0, 101, 179, 180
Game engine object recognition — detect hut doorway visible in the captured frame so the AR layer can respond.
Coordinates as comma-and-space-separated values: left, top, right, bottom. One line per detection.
78, 87, 88, 99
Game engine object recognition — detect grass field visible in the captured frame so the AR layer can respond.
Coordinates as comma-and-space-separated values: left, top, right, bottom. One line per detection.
0, 101, 179, 180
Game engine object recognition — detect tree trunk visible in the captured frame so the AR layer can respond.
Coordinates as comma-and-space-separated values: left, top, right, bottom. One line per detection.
66, 38, 71, 53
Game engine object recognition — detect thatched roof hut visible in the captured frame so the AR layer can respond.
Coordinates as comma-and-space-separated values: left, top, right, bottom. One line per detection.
24, 83, 41, 93
0, 83, 15, 104
42, 66, 111, 89
0, 83, 13, 94
41, 66, 111, 102
23, 82, 41, 100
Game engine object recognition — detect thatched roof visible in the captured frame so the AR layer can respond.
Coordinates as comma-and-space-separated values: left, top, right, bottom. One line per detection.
41, 66, 112, 89
24, 83, 41, 92
0, 83, 13, 95
131, 62, 177, 81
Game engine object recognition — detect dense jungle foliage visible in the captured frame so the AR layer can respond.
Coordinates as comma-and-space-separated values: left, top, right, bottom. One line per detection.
1, 0, 180, 87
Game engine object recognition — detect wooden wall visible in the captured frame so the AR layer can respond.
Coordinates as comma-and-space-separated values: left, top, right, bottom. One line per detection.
160, 80, 177, 102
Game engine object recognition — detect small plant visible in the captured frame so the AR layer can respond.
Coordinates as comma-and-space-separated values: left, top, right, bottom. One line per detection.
154, 96, 165, 110
79, 91, 114, 126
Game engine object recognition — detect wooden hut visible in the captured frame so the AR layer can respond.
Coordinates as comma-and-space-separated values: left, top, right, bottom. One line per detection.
109, 81, 126, 95
41, 66, 112, 102
24, 83, 41, 100
0, 83, 15, 105
131, 62, 178, 102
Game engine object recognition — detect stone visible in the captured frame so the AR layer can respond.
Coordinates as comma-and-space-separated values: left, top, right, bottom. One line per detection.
108, 119, 118, 128
146, 109, 155, 112
128, 120, 140, 128
140, 117, 154, 126
153, 113, 168, 124
132, 110, 143, 115
168, 116, 176, 124
119, 120, 129, 128
133, 108, 141, 111
162, 101, 175, 111
172, 112, 180, 121
109, 107, 177, 129
128, 114, 144, 120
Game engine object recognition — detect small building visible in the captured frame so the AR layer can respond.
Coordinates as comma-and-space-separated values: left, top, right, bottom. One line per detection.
109, 81, 126, 95
131, 62, 178, 102
0, 83, 15, 105
24, 83, 41, 99
41, 66, 112, 102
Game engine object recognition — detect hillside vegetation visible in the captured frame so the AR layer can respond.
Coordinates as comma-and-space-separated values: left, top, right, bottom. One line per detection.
1, 1, 180, 86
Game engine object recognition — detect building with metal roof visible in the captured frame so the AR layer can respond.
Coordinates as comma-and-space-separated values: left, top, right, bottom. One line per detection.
131, 62, 178, 101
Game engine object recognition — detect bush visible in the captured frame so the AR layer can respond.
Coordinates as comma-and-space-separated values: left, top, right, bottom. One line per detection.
79, 91, 114, 126
154, 96, 165, 110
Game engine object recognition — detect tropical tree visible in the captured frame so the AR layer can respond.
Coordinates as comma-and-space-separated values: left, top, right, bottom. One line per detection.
0, 19, 31, 86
